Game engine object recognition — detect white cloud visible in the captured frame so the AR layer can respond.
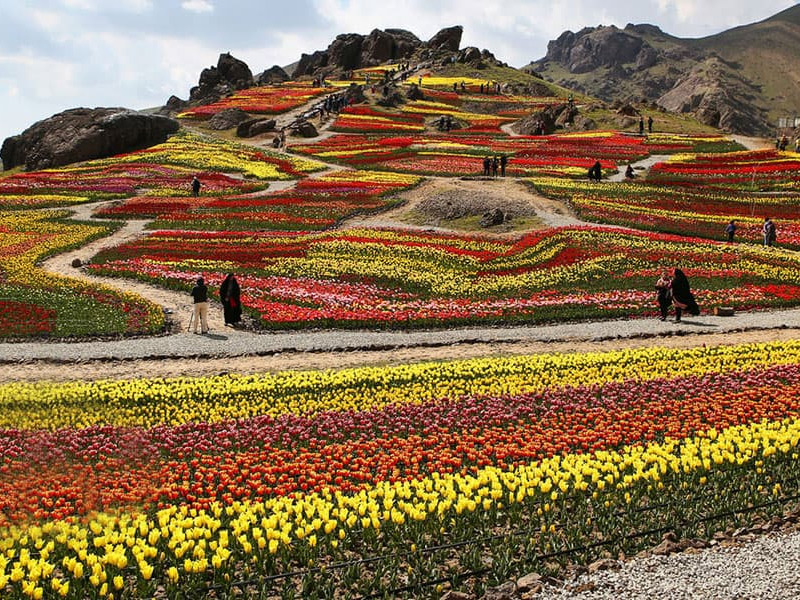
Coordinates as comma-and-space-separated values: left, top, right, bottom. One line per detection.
181, 0, 214, 14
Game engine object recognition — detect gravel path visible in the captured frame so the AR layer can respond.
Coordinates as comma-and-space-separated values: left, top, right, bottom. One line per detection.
533, 530, 800, 599
4, 307, 799, 362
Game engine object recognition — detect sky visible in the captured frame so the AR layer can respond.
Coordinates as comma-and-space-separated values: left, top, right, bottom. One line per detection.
1, 0, 799, 144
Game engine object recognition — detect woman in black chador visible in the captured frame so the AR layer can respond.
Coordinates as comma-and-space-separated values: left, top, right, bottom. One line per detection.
220, 273, 242, 327
670, 268, 700, 322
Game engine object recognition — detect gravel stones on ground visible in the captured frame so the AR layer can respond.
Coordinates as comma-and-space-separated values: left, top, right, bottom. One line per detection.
531, 529, 800, 599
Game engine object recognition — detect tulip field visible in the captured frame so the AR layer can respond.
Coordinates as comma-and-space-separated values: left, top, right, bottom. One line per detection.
3, 340, 800, 597
4, 74, 800, 597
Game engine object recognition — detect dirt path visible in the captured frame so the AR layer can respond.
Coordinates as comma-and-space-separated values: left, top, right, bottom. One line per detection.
6, 326, 800, 383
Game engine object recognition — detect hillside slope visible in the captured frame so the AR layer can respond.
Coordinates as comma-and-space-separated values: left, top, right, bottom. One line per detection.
526, 5, 800, 135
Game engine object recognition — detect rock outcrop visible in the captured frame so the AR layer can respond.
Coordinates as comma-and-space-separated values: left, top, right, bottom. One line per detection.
1, 108, 179, 171
189, 53, 254, 104
526, 7, 800, 135
207, 108, 252, 130
295, 26, 462, 77
255, 65, 290, 85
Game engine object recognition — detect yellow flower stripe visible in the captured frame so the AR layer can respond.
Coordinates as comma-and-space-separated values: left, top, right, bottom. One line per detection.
0, 416, 797, 598
4, 339, 800, 431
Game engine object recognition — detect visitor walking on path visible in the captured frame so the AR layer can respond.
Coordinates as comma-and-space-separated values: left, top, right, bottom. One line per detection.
190, 277, 210, 334
655, 271, 673, 321
763, 217, 777, 247
648, 115, 653, 133
500, 155, 507, 177
220, 273, 242, 328
588, 160, 602, 182
670, 269, 700, 322
725, 220, 737, 243
191, 176, 201, 197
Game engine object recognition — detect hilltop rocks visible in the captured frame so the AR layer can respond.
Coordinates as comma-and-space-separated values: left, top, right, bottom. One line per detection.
544, 26, 652, 74
255, 65, 290, 85
190, 53, 254, 104
295, 26, 462, 77
428, 25, 462, 52
0, 107, 179, 171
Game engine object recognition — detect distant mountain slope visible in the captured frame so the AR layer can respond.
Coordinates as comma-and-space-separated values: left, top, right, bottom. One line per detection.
526, 5, 800, 135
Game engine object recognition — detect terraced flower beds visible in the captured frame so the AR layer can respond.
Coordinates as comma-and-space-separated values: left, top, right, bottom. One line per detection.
0, 211, 164, 337
88, 226, 800, 329
648, 149, 800, 191
330, 106, 426, 134
292, 131, 738, 177
178, 84, 328, 119
534, 177, 800, 248
97, 170, 421, 231
2, 341, 800, 597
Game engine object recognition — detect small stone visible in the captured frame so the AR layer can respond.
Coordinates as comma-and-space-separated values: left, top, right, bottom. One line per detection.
516, 572, 542, 592
588, 558, 620, 573
482, 581, 515, 600
71, 258, 83, 268
572, 582, 596, 593
441, 592, 473, 600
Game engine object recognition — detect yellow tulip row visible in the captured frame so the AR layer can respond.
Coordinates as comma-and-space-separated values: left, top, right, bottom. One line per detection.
4, 339, 800, 431
1, 415, 798, 598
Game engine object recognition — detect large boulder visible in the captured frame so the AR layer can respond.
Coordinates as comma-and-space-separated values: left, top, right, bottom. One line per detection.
207, 108, 252, 130
328, 33, 365, 71
189, 53, 253, 103
427, 26, 462, 52
294, 121, 319, 138
360, 29, 396, 65
541, 26, 653, 74
1, 108, 179, 171
255, 65, 290, 85
236, 118, 276, 138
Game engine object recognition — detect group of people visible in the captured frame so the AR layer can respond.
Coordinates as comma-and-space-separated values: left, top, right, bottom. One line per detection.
482, 155, 508, 177
638, 116, 654, 135
189, 273, 242, 334
723, 218, 778, 246
655, 269, 700, 323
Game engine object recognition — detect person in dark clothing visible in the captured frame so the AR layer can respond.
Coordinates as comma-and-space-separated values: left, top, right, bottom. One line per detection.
670, 268, 700, 322
500, 155, 508, 177
655, 271, 672, 321
219, 273, 242, 327
491, 156, 499, 178
588, 160, 602, 182
483, 156, 491, 176
647, 116, 653, 133
190, 277, 209, 334
639, 117, 644, 135
625, 164, 635, 179
191, 176, 201, 197
725, 220, 737, 243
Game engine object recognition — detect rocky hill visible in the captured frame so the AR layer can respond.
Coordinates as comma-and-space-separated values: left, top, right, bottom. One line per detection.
526, 5, 800, 135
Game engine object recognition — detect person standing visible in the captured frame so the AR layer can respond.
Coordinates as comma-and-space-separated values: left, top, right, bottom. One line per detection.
639, 117, 644, 135
647, 115, 653, 133
491, 156, 499, 178
625, 164, 635, 179
220, 273, 242, 327
483, 156, 491, 177
190, 277, 209, 334
655, 271, 672, 321
191, 176, 201, 197
725, 220, 737, 243
763, 217, 776, 247
500, 155, 508, 177
670, 268, 700, 322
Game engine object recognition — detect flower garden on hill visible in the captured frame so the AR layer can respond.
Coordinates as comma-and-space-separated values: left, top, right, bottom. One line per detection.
89, 226, 800, 328
4, 73, 800, 598
2, 341, 800, 597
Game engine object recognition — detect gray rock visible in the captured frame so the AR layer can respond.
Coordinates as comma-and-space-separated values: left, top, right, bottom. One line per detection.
255, 65, 290, 85
294, 121, 318, 138
207, 108, 252, 130
189, 53, 253, 104
427, 25, 463, 52
480, 208, 505, 228
0, 107, 179, 171
236, 118, 277, 138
